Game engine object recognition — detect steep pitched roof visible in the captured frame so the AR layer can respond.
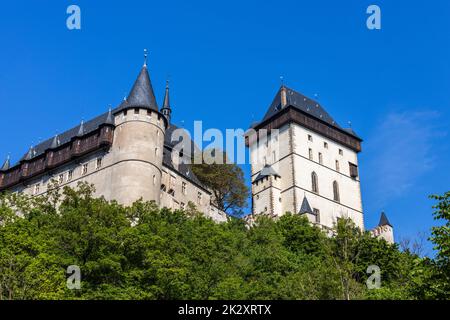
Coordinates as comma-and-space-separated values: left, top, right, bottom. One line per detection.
1, 156, 10, 171
378, 212, 393, 228
299, 196, 313, 215
115, 65, 158, 113
253, 165, 281, 183
258, 86, 360, 140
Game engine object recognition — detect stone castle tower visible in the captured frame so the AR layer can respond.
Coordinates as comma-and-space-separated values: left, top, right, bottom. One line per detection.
246, 85, 365, 231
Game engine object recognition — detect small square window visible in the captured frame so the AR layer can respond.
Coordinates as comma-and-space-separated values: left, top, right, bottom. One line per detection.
324, 142, 328, 149
308, 135, 313, 142
82, 164, 88, 175
134, 108, 139, 114
308, 148, 313, 160
318, 152, 323, 164
339, 149, 343, 156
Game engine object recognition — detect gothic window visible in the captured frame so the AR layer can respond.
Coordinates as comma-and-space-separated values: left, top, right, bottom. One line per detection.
96, 157, 103, 170
34, 183, 40, 195
82, 163, 88, 175
319, 152, 323, 164
182, 182, 187, 195
335, 160, 340, 172
333, 181, 340, 202
311, 172, 319, 193
309, 148, 313, 160
68, 170, 73, 181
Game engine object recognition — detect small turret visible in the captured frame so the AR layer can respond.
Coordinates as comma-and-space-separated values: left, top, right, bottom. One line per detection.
76, 120, 85, 137
1, 155, 10, 171
161, 80, 172, 124
371, 211, 394, 244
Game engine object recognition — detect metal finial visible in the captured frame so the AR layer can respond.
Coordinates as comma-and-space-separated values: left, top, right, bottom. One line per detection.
280, 76, 284, 87
166, 79, 170, 89
143, 49, 148, 66
314, 93, 319, 99
348, 121, 352, 128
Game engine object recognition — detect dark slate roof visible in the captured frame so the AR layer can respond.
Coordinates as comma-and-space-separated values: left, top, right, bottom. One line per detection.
162, 81, 171, 110
18, 111, 113, 162
378, 212, 393, 227
114, 65, 158, 113
253, 165, 281, 183
258, 86, 360, 140
299, 196, 313, 215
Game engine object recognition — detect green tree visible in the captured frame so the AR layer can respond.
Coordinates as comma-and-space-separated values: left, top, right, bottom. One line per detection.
191, 149, 249, 215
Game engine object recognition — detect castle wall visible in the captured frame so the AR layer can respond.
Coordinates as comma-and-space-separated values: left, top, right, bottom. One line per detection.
159, 165, 210, 214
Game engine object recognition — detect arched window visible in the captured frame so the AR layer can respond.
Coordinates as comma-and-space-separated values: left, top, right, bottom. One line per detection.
333, 181, 340, 202
311, 172, 319, 193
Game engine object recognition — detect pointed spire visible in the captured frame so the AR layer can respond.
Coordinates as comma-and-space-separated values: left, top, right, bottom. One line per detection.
122, 63, 158, 111
161, 79, 172, 123
1, 155, 10, 171
378, 212, 393, 228
24, 146, 35, 161
299, 196, 313, 215
50, 134, 60, 149
105, 107, 114, 125
76, 120, 85, 137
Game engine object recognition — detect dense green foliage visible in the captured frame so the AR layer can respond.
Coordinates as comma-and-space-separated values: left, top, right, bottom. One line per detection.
0, 183, 448, 300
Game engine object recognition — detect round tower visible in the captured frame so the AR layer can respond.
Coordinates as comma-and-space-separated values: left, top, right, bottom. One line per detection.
110, 60, 168, 205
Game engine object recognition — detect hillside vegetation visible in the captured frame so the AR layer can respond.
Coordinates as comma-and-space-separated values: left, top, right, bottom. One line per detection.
0, 183, 448, 300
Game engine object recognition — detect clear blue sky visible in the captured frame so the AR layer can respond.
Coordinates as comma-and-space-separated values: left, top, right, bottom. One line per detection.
0, 1, 449, 255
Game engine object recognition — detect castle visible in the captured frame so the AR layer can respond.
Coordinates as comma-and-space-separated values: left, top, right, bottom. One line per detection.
0, 58, 394, 243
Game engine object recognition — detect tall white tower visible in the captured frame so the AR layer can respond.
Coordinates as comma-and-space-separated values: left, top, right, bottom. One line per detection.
246, 85, 364, 230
